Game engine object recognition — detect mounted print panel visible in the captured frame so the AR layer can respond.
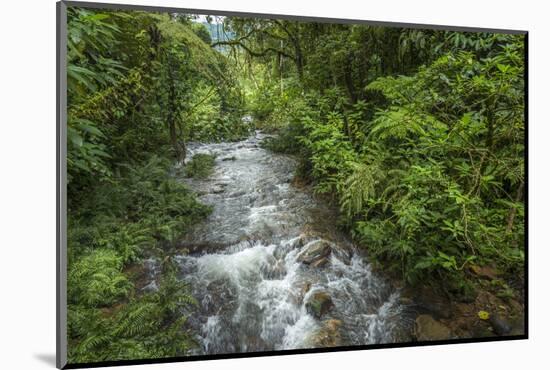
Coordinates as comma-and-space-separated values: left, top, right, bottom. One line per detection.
57, 1, 527, 368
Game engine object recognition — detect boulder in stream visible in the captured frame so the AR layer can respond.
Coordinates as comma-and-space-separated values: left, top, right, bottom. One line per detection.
297, 240, 331, 266
310, 257, 330, 268
308, 319, 343, 347
305, 291, 334, 319
221, 156, 237, 161
330, 242, 352, 265
210, 185, 225, 194
301, 281, 312, 297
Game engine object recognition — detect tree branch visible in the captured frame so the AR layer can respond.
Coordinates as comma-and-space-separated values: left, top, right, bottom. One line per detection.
272, 19, 297, 42
211, 40, 295, 60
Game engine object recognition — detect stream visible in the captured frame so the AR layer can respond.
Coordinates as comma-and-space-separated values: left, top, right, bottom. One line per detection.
165, 131, 409, 354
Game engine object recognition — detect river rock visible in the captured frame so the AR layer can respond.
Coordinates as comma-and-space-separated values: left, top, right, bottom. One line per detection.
290, 281, 312, 305
331, 245, 352, 265
310, 257, 330, 268
305, 291, 334, 319
141, 281, 159, 293
489, 313, 512, 336
242, 335, 267, 352
298, 240, 331, 266
229, 190, 246, 198
290, 232, 320, 250
301, 281, 312, 297
204, 279, 237, 315
292, 234, 309, 248
414, 314, 452, 341
308, 319, 343, 347
210, 185, 225, 194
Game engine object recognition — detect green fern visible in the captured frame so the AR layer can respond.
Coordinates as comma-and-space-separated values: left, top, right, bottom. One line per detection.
339, 160, 381, 219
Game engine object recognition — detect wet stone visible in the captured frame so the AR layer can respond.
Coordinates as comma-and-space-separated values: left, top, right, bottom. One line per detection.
297, 240, 332, 266
489, 313, 512, 336
306, 291, 335, 319
210, 186, 225, 194
203, 280, 238, 316
331, 243, 353, 265
308, 319, 343, 347
310, 257, 330, 268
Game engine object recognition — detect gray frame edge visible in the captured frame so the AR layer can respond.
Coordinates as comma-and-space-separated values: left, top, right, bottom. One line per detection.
57, 1, 68, 368
62, 0, 527, 35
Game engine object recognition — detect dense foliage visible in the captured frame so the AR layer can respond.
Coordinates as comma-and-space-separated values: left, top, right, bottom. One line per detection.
227, 20, 525, 292
66, 7, 525, 363
66, 7, 248, 363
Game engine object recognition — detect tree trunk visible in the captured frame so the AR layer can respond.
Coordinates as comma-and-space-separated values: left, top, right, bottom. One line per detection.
342, 111, 353, 146
344, 54, 357, 104
506, 182, 524, 234
293, 36, 304, 81
279, 41, 284, 96
167, 62, 184, 162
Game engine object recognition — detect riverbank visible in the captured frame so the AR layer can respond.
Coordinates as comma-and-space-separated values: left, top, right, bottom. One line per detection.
397, 274, 525, 342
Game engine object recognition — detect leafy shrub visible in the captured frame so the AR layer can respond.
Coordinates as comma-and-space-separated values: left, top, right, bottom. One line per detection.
351, 43, 525, 283
68, 249, 132, 307
67, 152, 211, 362
299, 113, 357, 195
262, 36, 524, 287
68, 257, 198, 362
261, 120, 306, 155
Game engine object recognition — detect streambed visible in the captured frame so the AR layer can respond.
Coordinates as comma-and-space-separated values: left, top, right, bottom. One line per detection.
166, 132, 410, 354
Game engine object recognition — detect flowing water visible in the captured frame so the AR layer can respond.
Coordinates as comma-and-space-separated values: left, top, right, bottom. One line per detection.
167, 131, 408, 355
